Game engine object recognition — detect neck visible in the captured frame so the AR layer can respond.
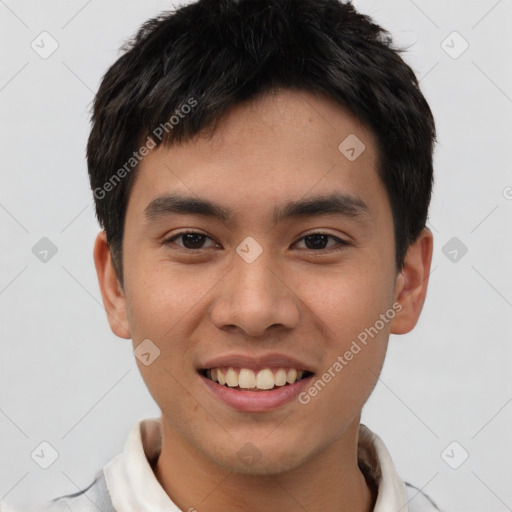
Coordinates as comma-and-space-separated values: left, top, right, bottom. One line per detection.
153, 417, 376, 512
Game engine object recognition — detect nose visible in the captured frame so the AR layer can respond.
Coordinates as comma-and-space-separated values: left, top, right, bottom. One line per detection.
209, 247, 301, 337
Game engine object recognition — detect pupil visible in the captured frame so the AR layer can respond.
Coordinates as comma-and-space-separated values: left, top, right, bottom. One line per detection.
305, 234, 328, 250
183, 233, 205, 249
181, 234, 329, 250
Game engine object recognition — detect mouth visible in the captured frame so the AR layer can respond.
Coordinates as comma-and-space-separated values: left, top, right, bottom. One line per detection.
198, 367, 314, 392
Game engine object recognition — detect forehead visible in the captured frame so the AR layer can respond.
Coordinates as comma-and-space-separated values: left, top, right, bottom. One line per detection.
127, 88, 389, 227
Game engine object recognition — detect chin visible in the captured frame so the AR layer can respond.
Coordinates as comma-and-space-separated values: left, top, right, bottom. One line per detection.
206, 439, 309, 476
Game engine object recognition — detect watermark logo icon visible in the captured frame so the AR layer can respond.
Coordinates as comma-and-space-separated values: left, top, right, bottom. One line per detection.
134, 339, 161, 366
441, 31, 469, 59
32, 237, 58, 263
237, 442, 262, 466
441, 441, 469, 469
236, 237, 263, 263
442, 236, 468, 263
31, 441, 59, 469
31, 31, 59, 59
339, 134, 366, 161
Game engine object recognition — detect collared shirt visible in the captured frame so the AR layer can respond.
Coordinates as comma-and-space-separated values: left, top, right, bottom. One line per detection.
1, 418, 442, 512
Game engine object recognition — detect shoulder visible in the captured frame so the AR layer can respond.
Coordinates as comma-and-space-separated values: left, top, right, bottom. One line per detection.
39, 471, 115, 512
405, 482, 445, 512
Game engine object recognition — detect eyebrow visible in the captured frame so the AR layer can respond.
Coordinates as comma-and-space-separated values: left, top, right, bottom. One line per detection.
144, 192, 371, 226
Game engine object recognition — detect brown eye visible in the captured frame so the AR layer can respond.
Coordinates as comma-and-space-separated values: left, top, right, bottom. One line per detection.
163, 232, 218, 250
294, 233, 348, 251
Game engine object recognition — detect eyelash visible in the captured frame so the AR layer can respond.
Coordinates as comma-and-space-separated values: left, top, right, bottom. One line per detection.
161, 231, 349, 253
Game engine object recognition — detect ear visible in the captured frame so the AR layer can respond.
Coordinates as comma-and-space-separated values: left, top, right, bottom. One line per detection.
93, 230, 131, 339
390, 227, 434, 335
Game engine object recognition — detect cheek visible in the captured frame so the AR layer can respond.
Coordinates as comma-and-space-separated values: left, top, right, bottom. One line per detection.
125, 257, 211, 336
125, 267, 199, 410
300, 263, 394, 341
124, 262, 217, 397
296, 263, 393, 404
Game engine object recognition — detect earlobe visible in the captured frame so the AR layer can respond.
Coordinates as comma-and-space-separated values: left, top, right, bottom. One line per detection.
390, 227, 434, 335
93, 230, 131, 339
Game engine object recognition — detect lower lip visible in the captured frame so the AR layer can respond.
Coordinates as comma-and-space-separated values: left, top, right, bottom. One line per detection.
199, 372, 314, 412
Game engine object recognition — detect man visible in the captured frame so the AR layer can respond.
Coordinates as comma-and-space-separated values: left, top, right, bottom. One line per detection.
38, 0, 440, 510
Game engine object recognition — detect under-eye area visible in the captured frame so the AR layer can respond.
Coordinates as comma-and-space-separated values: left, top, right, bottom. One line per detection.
198, 367, 315, 391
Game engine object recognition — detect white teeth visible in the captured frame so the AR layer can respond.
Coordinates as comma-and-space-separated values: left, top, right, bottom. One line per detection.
256, 369, 275, 390
225, 368, 238, 387
206, 367, 309, 390
286, 368, 297, 384
238, 368, 256, 389
274, 368, 287, 386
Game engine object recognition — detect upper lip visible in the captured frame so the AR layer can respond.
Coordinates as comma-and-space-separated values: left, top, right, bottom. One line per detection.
199, 353, 315, 373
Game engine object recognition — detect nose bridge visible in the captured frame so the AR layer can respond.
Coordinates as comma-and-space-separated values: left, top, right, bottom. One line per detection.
235, 248, 279, 301
210, 243, 300, 335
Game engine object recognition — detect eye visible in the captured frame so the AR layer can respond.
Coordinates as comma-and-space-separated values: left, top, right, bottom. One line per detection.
162, 231, 219, 250
162, 231, 349, 252
293, 232, 348, 251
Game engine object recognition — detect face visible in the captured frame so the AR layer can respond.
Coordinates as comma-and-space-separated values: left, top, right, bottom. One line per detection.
96, 89, 430, 476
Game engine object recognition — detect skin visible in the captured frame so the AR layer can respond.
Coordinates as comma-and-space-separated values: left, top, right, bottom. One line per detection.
94, 88, 433, 512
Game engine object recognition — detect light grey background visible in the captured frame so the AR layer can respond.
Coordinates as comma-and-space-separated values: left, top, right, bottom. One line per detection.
0, 1, 511, 511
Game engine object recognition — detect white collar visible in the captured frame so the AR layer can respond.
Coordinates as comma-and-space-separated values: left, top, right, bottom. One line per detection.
104, 417, 409, 512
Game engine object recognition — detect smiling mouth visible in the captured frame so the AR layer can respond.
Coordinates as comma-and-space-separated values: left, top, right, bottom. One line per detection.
199, 367, 314, 391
